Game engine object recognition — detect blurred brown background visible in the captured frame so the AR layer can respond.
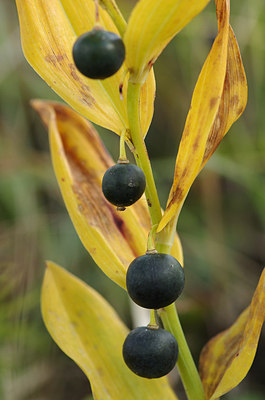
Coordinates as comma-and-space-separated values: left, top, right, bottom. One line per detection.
0, 0, 265, 399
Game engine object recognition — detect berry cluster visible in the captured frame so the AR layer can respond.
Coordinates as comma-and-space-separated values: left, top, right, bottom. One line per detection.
123, 251, 184, 378
73, 21, 185, 380
100, 157, 185, 378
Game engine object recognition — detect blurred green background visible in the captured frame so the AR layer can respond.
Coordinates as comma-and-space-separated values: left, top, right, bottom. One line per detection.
1, 0, 265, 399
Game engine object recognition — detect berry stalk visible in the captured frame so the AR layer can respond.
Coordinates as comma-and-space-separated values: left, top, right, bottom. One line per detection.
149, 309, 158, 328
118, 128, 128, 162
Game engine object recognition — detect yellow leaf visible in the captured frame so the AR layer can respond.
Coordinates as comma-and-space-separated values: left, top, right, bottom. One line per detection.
201, 25, 247, 167
32, 100, 146, 288
199, 268, 265, 400
32, 100, 182, 289
158, 0, 239, 232
139, 69, 156, 138
15, 0, 155, 135
124, 0, 210, 83
42, 261, 179, 400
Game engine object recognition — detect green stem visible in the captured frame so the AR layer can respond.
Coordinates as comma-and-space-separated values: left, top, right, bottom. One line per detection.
127, 77, 205, 400
159, 304, 206, 400
99, 0, 127, 37
127, 80, 162, 226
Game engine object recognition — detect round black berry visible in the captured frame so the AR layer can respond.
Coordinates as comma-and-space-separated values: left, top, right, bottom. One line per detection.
73, 28, 125, 79
126, 253, 185, 309
123, 326, 178, 378
102, 163, 146, 208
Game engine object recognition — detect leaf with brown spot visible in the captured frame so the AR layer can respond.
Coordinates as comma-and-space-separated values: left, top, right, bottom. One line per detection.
158, 0, 247, 232
32, 100, 182, 288
42, 261, 179, 400
199, 268, 265, 399
201, 25, 247, 166
158, 0, 230, 232
15, 0, 155, 135
124, 0, 210, 83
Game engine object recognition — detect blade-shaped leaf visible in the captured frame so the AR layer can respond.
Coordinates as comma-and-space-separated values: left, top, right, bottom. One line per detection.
199, 268, 265, 400
158, 0, 247, 232
32, 100, 146, 288
139, 69, 156, 138
42, 261, 179, 400
32, 100, 183, 289
124, 0, 210, 83
15, 0, 155, 135
201, 25, 247, 166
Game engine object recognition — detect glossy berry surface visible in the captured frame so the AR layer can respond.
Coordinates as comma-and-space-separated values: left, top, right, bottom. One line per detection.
126, 253, 185, 309
102, 163, 146, 208
73, 29, 125, 79
123, 326, 179, 378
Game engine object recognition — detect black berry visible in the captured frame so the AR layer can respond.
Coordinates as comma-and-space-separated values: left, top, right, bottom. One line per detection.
123, 326, 178, 378
126, 253, 185, 309
102, 163, 146, 208
72, 28, 125, 79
